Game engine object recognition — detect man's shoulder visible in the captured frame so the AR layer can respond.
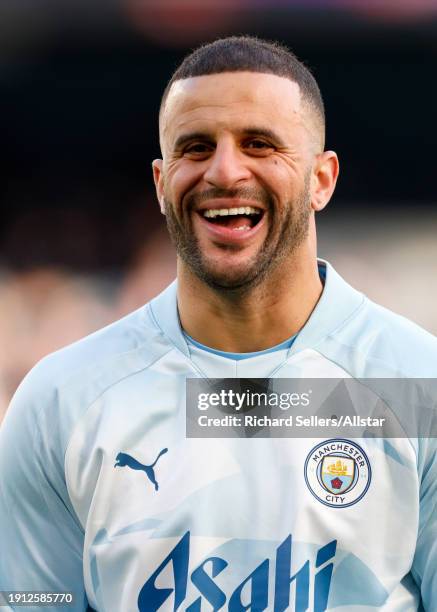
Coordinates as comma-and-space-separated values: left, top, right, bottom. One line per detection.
327, 294, 437, 377
364, 296, 437, 355
1, 292, 180, 485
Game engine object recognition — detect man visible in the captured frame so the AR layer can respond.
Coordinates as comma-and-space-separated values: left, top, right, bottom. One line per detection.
0, 36, 436, 611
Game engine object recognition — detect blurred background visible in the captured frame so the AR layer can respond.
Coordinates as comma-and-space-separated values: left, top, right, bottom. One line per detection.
1, 0, 436, 419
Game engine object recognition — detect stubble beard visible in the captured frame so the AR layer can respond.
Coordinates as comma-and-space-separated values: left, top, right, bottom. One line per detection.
164, 181, 311, 294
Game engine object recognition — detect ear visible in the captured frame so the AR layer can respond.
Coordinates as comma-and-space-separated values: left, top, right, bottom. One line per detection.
311, 151, 339, 212
152, 159, 166, 215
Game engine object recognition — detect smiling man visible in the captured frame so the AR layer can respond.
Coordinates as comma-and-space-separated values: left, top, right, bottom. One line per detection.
153, 56, 338, 353
1, 37, 437, 612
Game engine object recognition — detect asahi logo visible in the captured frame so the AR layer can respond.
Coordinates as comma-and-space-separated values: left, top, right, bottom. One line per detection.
138, 532, 337, 611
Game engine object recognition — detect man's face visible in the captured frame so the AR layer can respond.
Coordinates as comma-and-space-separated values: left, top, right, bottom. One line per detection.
154, 72, 319, 291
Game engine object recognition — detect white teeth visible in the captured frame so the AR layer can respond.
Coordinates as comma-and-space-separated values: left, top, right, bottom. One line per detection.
203, 206, 261, 218
233, 226, 249, 231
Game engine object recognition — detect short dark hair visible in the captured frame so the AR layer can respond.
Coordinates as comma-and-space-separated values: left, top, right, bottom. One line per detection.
160, 36, 325, 142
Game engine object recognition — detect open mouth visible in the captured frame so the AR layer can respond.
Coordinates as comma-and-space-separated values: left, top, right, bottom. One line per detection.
200, 206, 263, 232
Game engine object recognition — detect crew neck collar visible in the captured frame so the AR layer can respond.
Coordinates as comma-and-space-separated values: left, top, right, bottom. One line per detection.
149, 260, 364, 359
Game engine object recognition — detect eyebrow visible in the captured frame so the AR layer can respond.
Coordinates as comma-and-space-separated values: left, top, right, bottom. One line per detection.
173, 131, 214, 150
173, 126, 286, 150
242, 127, 286, 147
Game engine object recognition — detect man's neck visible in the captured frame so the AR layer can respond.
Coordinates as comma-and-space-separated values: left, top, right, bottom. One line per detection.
177, 254, 323, 353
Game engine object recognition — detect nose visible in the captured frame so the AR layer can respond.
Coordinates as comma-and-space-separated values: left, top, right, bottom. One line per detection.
203, 139, 251, 189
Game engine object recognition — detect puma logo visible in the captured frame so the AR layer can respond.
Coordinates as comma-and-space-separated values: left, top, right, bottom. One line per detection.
114, 448, 168, 491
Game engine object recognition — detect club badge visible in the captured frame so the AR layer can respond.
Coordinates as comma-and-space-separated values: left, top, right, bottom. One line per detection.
304, 439, 371, 508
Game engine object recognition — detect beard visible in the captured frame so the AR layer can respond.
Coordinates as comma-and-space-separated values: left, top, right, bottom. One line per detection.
164, 178, 311, 293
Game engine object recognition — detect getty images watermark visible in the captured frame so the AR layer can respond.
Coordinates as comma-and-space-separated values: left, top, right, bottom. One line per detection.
186, 378, 437, 438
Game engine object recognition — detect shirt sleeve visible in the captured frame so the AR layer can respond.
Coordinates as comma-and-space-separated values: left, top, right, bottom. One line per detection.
0, 363, 88, 611
411, 436, 437, 610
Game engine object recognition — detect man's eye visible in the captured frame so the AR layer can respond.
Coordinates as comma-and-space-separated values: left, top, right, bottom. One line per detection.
184, 143, 212, 156
244, 140, 273, 153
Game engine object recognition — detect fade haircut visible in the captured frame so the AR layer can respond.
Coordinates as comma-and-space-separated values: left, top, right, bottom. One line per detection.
160, 35, 325, 148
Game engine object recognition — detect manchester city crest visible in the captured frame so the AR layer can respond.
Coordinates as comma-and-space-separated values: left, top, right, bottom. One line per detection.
304, 439, 371, 508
